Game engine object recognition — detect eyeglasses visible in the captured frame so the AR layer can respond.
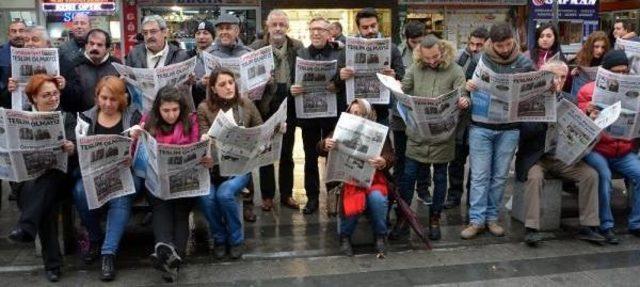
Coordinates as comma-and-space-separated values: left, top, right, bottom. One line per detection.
37, 90, 60, 100
268, 22, 288, 28
142, 29, 162, 37
309, 27, 328, 33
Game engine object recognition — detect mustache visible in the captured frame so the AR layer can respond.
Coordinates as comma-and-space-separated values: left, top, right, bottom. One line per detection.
90, 50, 100, 55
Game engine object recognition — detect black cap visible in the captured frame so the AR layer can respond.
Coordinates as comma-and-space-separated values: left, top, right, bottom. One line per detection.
602, 50, 629, 70
197, 21, 215, 35
214, 14, 240, 27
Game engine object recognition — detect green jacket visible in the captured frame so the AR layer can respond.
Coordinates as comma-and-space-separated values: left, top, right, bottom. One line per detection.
401, 41, 466, 164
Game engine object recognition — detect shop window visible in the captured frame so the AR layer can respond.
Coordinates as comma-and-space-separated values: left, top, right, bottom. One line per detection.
557, 21, 583, 46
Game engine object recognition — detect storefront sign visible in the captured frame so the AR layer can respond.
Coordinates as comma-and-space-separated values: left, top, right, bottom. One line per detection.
137, 0, 258, 5
530, 0, 599, 21
42, 0, 116, 12
122, 0, 138, 55
399, 0, 527, 4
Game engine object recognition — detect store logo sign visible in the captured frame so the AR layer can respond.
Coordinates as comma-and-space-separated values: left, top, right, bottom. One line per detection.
532, 0, 597, 6
42, 2, 116, 12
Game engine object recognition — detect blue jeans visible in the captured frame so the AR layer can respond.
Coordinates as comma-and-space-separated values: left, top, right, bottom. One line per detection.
393, 130, 431, 197
71, 169, 143, 255
400, 157, 447, 214
468, 126, 519, 226
198, 174, 250, 246
339, 190, 388, 236
570, 72, 589, 104
583, 151, 640, 231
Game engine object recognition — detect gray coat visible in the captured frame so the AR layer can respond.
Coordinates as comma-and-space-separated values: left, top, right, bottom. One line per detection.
125, 43, 190, 68
210, 39, 252, 58
79, 105, 142, 136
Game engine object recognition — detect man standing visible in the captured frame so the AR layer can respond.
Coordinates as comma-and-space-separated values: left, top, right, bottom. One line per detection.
249, 10, 303, 211
398, 21, 425, 70
189, 21, 216, 108
462, 22, 534, 239
126, 15, 189, 69
290, 17, 342, 214
59, 13, 91, 64
68, 29, 121, 112
612, 20, 639, 42
338, 7, 405, 126
445, 27, 489, 209
328, 22, 346, 45
0, 19, 27, 108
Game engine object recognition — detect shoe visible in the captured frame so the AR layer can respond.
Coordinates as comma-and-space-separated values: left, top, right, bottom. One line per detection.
388, 219, 410, 240
303, 200, 319, 214
281, 197, 299, 210
524, 228, 543, 246
416, 194, 432, 205
151, 242, 182, 273
375, 235, 385, 256
83, 242, 101, 264
339, 235, 353, 256
443, 196, 461, 209
213, 243, 226, 259
100, 254, 116, 282
45, 269, 61, 282
576, 226, 606, 245
629, 229, 640, 238
429, 213, 442, 241
229, 244, 243, 259
243, 207, 257, 222
161, 267, 178, 283
487, 222, 505, 237
7, 228, 34, 243
262, 198, 274, 211
600, 229, 620, 245
460, 224, 484, 239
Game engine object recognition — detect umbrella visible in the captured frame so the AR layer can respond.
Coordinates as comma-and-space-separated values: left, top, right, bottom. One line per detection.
390, 187, 432, 250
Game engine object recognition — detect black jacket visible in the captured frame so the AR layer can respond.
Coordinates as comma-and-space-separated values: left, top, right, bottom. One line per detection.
515, 122, 548, 182
65, 55, 121, 113
125, 43, 190, 69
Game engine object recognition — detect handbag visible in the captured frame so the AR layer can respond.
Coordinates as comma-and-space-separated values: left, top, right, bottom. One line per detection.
326, 183, 343, 217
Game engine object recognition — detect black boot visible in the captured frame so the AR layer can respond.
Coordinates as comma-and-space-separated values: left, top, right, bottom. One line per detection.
388, 218, 410, 240
375, 235, 385, 258
83, 242, 101, 265
339, 235, 353, 256
429, 213, 441, 241
100, 254, 116, 282
45, 268, 61, 282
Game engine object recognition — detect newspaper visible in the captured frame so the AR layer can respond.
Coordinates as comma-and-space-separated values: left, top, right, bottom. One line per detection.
470, 59, 557, 123
345, 37, 392, 104
378, 73, 460, 141
113, 57, 196, 113
615, 38, 640, 75
77, 133, 136, 209
139, 132, 210, 200
325, 112, 389, 187
576, 66, 599, 82
202, 46, 275, 101
294, 57, 338, 119
10, 47, 59, 111
208, 101, 287, 176
0, 109, 67, 182
545, 99, 621, 165
591, 67, 640, 139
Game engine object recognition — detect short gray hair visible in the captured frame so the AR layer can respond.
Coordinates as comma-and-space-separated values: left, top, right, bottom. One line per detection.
142, 15, 167, 30
266, 10, 289, 26
26, 25, 50, 42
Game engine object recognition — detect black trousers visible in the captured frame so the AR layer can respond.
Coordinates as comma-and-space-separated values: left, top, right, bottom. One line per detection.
147, 193, 195, 257
259, 121, 296, 201
301, 123, 334, 203
447, 128, 470, 203
18, 171, 64, 271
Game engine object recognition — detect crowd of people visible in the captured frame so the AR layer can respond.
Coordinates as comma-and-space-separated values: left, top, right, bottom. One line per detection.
0, 7, 639, 284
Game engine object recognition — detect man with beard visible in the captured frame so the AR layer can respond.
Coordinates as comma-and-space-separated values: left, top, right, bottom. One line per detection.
249, 10, 303, 211
462, 22, 534, 239
67, 29, 121, 112
126, 15, 189, 69
188, 21, 215, 108
337, 7, 404, 126
0, 19, 27, 108
59, 13, 91, 64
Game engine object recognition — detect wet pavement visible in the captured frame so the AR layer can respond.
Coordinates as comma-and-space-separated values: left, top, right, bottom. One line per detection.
1, 128, 639, 286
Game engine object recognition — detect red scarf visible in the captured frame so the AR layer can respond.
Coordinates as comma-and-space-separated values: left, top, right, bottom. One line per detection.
342, 171, 388, 217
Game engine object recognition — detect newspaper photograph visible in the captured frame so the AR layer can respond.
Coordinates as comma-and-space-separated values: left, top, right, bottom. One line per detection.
345, 37, 392, 104
470, 59, 557, 124
140, 132, 210, 200
615, 38, 640, 75
203, 51, 241, 77
325, 112, 389, 187
10, 47, 59, 110
294, 57, 338, 119
545, 99, 621, 165
591, 67, 640, 139
113, 57, 196, 113
208, 101, 287, 176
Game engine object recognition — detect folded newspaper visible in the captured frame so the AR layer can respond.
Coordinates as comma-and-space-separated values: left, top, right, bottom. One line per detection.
113, 57, 196, 113
10, 47, 59, 111
615, 38, 640, 75
202, 46, 274, 101
325, 112, 389, 187
545, 99, 621, 165
345, 37, 392, 105
0, 109, 67, 182
207, 101, 287, 176
378, 73, 461, 142
294, 57, 338, 119
471, 59, 557, 124
591, 67, 640, 139
137, 131, 210, 200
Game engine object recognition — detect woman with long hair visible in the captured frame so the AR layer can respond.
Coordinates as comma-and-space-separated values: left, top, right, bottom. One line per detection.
570, 31, 610, 99
526, 23, 566, 70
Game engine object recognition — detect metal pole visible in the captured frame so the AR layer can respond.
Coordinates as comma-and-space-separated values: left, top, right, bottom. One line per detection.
552, 0, 559, 27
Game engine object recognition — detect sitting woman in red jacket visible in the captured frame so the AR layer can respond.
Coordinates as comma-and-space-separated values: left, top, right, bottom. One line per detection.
317, 99, 394, 257
577, 50, 640, 244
